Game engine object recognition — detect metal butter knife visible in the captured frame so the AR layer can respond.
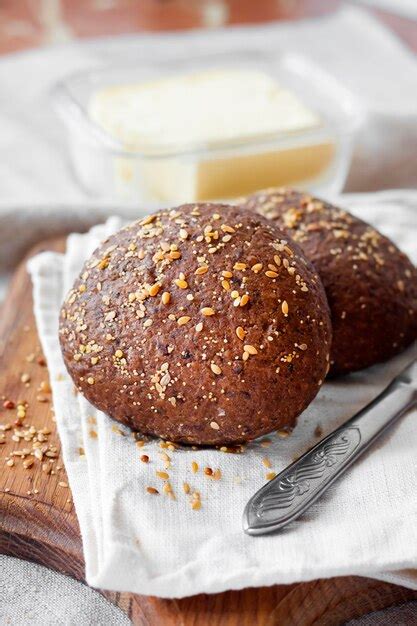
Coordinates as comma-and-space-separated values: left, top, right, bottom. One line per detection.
243, 357, 417, 536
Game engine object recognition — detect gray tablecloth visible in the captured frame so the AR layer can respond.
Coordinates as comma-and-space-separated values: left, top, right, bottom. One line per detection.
0, 556, 130, 626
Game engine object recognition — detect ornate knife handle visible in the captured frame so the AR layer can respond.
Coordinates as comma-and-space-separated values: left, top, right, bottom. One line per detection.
244, 359, 417, 535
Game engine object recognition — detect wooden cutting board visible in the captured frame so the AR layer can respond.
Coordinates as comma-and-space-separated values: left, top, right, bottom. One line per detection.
1, 238, 417, 626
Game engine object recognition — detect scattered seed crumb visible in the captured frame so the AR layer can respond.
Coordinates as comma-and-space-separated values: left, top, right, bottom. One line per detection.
276, 429, 290, 438
314, 424, 323, 438
212, 469, 222, 481
39, 381, 51, 393
163, 482, 175, 499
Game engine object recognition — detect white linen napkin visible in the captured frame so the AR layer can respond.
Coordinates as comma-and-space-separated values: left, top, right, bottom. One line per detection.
28, 190, 417, 598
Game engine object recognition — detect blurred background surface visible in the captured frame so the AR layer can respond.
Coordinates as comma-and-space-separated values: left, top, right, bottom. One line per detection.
0, 0, 416, 54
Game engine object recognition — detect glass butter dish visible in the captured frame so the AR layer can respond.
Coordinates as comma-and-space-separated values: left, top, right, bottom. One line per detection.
53, 51, 360, 205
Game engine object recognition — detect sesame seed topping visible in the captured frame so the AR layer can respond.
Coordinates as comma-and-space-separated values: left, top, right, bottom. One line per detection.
210, 363, 222, 375
210, 420, 220, 430
265, 270, 278, 278
201, 307, 215, 316
174, 278, 188, 289
240, 294, 249, 307
236, 326, 246, 341
97, 257, 109, 270
251, 263, 263, 273
177, 316, 191, 326
141, 214, 156, 225
161, 291, 171, 305
244, 344, 257, 355
281, 300, 289, 316
195, 265, 209, 275
148, 283, 161, 297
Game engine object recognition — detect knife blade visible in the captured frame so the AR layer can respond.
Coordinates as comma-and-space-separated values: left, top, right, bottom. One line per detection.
243, 354, 417, 536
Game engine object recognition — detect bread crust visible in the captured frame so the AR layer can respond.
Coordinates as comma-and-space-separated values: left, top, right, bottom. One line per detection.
241, 189, 417, 376
60, 203, 331, 444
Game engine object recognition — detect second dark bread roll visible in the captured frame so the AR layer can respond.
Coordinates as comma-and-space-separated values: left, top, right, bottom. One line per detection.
240, 188, 417, 376
59, 203, 331, 444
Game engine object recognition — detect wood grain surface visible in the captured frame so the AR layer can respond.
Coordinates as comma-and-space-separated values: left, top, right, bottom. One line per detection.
1, 237, 417, 625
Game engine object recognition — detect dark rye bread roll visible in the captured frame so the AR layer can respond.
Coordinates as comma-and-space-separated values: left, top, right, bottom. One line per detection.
59, 203, 331, 445
240, 188, 417, 376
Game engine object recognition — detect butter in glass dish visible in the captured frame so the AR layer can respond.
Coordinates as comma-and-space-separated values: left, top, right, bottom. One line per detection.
53, 52, 359, 204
